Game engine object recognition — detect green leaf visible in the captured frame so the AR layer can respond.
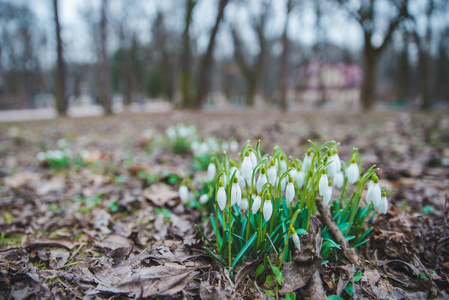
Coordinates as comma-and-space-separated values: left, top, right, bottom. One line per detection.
232, 232, 257, 268
353, 270, 362, 281
295, 228, 307, 235
323, 238, 341, 249
422, 205, 434, 214
283, 292, 296, 300
109, 201, 119, 213
328, 296, 344, 300
268, 260, 284, 285
255, 264, 266, 281
263, 288, 276, 297
344, 284, 353, 297
204, 246, 228, 267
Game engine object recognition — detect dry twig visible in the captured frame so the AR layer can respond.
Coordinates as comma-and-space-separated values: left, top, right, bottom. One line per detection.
309, 270, 327, 300
316, 198, 359, 265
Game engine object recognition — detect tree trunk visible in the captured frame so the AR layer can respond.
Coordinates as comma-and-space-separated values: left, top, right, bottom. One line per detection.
196, 0, 228, 108
418, 49, 430, 110
279, 29, 289, 111
246, 75, 256, 106
360, 47, 379, 111
53, 0, 67, 116
98, 0, 113, 114
180, 0, 196, 108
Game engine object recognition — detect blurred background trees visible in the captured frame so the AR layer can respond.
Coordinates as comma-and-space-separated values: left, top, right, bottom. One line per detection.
0, 0, 448, 112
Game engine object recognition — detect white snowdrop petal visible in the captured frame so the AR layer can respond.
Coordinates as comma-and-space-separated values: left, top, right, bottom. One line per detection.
319, 174, 328, 196
252, 196, 261, 215
286, 182, 295, 203
347, 163, 359, 184
372, 184, 382, 207
268, 166, 277, 186
263, 200, 273, 222
217, 187, 227, 211
179, 185, 189, 203
323, 186, 332, 206
334, 172, 344, 189
379, 196, 388, 214
207, 163, 216, 181
292, 233, 301, 251
199, 194, 209, 204
257, 175, 267, 193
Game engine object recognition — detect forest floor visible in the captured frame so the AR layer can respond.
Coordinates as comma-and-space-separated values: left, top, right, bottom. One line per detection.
0, 109, 448, 299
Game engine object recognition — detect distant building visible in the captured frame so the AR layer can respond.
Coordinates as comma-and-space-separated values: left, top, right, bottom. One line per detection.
295, 61, 363, 107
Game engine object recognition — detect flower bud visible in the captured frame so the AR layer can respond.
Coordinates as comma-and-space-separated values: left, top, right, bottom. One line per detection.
346, 158, 359, 184
231, 177, 242, 206
333, 149, 342, 171
286, 176, 295, 203
323, 179, 333, 206
263, 194, 273, 222
378, 190, 388, 214
303, 149, 313, 174
268, 159, 277, 186
319, 171, 328, 197
334, 171, 344, 189
179, 185, 189, 203
241, 151, 252, 183
252, 193, 262, 215
291, 230, 301, 252
217, 181, 227, 211
199, 194, 209, 204
257, 167, 268, 193
207, 158, 216, 181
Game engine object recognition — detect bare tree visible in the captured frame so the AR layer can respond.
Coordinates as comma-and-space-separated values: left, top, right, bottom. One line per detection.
231, 1, 271, 106
180, 0, 197, 108
195, 0, 229, 108
279, 0, 295, 111
338, 0, 409, 110
98, 0, 113, 114
52, 0, 67, 115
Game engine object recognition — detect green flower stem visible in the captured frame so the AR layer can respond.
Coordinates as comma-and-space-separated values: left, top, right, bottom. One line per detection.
227, 205, 232, 267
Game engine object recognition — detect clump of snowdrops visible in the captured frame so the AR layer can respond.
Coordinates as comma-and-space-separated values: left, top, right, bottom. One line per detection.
36, 139, 71, 170
192, 140, 388, 269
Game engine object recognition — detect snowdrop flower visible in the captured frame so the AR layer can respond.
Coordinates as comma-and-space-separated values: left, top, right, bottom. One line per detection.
221, 142, 229, 151
267, 159, 277, 186
241, 151, 253, 183
217, 180, 227, 211
346, 158, 359, 184
367, 174, 382, 206
290, 227, 301, 252
257, 167, 268, 193
263, 194, 273, 222
279, 155, 287, 175
57, 139, 67, 148
250, 151, 258, 169
231, 177, 242, 206
319, 170, 329, 197
333, 149, 342, 172
222, 173, 227, 188
179, 185, 189, 203
207, 158, 216, 181
325, 153, 337, 178
252, 193, 262, 215
240, 197, 249, 211
378, 190, 388, 214
323, 179, 333, 206
199, 194, 209, 204
334, 171, 344, 189
286, 176, 295, 203
36, 152, 46, 161
303, 149, 313, 174
294, 166, 305, 189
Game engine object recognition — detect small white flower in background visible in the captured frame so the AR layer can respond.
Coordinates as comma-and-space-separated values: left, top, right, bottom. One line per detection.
252, 194, 262, 215
36, 152, 45, 161
334, 171, 344, 189
346, 158, 359, 184
303, 149, 313, 174
367, 175, 382, 207
281, 177, 288, 191
57, 139, 67, 148
179, 185, 189, 203
250, 151, 258, 169
221, 142, 229, 151
230, 140, 239, 152
207, 159, 216, 181
166, 127, 176, 140
323, 179, 333, 206
333, 149, 342, 172
378, 190, 388, 214
263, 196, 273, 222
240, 197, 249, 211
241, 151, 253, 183
291, 228, 301, 252
217, 181, 227, 211
268, 160, 277, 186
319, 171, 328, 197
326, 154, 337, 178
257, 167, 268, 193
286, 176, 295, 203
199, 194, 209, 204
231, 177, 242, 206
